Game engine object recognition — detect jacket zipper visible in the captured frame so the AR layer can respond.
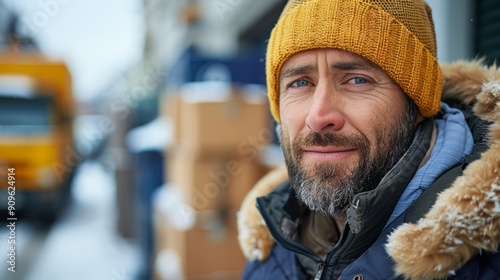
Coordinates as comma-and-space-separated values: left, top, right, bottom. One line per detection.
314, 262, 325, 280
321, 205, 356, 278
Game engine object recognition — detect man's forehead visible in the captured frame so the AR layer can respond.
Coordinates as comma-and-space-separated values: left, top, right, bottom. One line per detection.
280, 49, 380, 77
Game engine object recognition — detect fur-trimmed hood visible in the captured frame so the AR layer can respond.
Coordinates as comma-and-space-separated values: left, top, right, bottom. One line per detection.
237, 60, 500, 280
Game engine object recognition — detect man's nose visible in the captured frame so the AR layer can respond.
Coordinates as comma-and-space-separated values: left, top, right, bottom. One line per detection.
305, 81, 345, 133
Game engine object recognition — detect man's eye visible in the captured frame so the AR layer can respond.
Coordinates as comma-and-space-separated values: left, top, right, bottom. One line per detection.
348, 77, 368, 84
291, 79, 310, 87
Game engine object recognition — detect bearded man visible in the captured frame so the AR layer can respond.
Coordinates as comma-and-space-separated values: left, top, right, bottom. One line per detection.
237, 1, 500, 279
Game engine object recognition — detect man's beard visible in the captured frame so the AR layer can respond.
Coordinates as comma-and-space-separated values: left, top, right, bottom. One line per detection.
282, 100, 417, 216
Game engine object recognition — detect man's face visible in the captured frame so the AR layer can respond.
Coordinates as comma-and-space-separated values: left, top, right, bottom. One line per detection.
279, 48, 418, 215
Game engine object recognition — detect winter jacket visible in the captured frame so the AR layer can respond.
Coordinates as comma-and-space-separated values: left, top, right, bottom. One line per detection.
237, 60, 500, 280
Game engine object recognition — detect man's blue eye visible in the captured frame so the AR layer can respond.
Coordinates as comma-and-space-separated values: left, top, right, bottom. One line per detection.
351, 77, 368, 84
292, 79, 309, 87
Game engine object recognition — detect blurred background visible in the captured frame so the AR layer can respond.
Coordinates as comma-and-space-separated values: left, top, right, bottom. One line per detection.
0, 0, 498, 279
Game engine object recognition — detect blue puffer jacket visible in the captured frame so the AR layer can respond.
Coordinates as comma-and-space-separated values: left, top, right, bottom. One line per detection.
242, 216, 500, 280
242, 244, 500, 280
237, 61, 500, 280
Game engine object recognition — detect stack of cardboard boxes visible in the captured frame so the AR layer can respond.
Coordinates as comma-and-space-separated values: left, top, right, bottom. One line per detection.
154, 82, 272, 280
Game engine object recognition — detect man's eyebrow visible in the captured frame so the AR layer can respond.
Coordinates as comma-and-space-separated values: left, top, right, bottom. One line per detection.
331, 61, 379, 71
280, 61, 380, 79
280, 65, 315, 79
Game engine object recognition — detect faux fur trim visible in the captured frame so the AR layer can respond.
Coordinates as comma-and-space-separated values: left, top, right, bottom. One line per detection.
237, 60, 500, 279
385, 60, 500, 279
237, 165, 287, 260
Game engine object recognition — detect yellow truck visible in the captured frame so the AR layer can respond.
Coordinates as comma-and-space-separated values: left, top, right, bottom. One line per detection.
0, 51, 77, 223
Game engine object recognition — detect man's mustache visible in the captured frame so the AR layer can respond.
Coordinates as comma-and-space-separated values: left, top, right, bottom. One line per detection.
296, 132, 367, 148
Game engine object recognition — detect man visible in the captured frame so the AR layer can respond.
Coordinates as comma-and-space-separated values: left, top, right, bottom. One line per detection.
237, 0, 500, 279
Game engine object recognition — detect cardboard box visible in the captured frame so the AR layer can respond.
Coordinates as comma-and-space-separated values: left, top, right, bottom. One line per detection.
164, 82, 272, 154
186, 270, 242, 280
180, 99, 269, 153
160, 93, 183, 149
167, 217, 245, 276
166, 151, 263, 211
153, 208, 245, 279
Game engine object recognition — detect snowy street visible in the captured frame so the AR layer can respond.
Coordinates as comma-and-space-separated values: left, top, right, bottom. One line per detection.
0, 161, 141, 280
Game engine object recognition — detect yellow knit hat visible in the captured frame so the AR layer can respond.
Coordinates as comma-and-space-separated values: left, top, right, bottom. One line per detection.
267, 0, 443, 122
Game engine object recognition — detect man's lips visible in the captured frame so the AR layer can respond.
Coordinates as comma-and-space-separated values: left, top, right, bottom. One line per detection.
301, 146, 357, 161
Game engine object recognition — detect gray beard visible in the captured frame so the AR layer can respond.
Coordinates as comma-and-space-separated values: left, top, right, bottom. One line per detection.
282, 100, 417, 216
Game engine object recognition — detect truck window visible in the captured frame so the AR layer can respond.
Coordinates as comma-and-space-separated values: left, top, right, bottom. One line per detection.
0, 96, 53, 134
